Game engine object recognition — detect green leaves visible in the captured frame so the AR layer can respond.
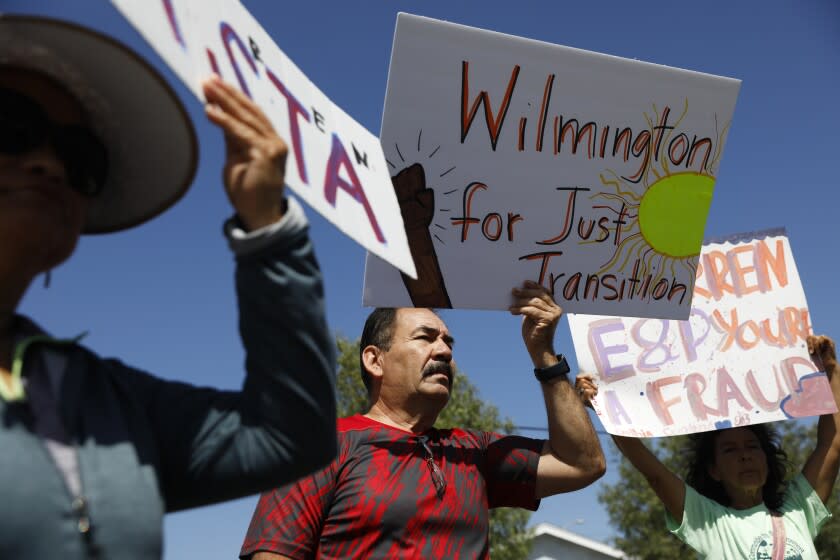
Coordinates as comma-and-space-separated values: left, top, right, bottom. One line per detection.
599, 436, 693, 559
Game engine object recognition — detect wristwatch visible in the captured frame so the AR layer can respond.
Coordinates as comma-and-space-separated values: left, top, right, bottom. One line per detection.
534, 354, 570, 383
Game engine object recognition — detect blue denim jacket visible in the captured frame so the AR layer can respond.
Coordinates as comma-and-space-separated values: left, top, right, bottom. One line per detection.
0, 199, 337, 559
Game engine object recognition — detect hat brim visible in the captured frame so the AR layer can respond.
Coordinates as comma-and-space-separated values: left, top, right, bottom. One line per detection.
0, 15, 198, 234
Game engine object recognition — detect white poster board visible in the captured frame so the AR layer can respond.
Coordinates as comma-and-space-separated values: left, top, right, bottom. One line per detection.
110, 0, 416, 278
569, 229, 836, 437
363, 13, 741, 317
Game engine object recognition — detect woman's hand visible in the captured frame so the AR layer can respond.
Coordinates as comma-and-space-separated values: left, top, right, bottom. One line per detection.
202, 75, 287, 231
803, 334, 840, 504
574, 373, 598, 409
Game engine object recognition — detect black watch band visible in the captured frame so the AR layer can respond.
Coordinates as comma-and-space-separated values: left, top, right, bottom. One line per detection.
534, 354, 570, 383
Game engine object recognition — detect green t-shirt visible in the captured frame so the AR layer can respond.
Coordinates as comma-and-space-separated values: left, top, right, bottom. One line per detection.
666, 474, 831, 559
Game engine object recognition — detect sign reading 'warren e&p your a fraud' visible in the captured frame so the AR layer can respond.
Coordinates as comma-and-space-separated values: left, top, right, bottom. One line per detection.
111, 0, 416, 278
364, 13, 740, 318
569, 230, 836, 437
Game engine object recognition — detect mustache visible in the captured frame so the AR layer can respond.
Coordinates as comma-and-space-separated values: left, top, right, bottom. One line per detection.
422, 361, 453, 378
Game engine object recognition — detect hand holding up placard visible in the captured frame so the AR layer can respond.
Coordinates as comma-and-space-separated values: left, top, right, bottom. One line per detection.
112, 0, 416, 277
203, 75, 287, 230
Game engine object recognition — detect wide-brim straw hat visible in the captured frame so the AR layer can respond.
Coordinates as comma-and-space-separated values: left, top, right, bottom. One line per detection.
0, 14, 198, 233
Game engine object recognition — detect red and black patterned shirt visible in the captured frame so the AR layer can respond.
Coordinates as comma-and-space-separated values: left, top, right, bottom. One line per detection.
240, 414, 544, 559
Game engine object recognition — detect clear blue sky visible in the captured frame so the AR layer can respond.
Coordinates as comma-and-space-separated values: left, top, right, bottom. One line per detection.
8, 1, 840, 557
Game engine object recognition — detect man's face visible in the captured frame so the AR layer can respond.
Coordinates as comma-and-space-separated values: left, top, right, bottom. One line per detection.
378, 308, 455, 406
0, 67, 90, 272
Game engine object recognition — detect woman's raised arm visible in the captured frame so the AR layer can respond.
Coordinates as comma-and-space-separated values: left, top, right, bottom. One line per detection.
576, 375, 687, 522
802, 335, 840, 504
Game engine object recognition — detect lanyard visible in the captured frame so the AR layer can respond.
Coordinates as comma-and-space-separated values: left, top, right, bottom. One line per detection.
771, 511, 786, 560
0, 333, 86, 402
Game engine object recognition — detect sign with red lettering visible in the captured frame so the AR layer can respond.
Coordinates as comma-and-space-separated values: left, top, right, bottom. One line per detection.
363, 13, 740, 316
110, 0, 416, 277
569, 229, 835, 436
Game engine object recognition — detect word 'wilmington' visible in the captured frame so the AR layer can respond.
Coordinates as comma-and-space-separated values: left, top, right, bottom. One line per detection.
460, 61, 716, 184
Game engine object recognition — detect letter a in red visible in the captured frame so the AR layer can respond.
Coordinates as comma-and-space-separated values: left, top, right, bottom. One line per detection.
323, 134, 385, 244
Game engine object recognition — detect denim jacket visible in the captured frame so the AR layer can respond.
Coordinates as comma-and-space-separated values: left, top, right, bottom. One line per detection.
0, 199, 337, 559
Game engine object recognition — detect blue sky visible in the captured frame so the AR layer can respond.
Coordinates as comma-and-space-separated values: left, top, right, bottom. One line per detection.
7, 0, 840, 557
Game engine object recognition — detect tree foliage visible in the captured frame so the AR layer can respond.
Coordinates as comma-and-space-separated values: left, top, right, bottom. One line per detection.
336, 336, 533, 560
599, 435, 693, 559
599, 420, 839, 559
779, 421, 840, 555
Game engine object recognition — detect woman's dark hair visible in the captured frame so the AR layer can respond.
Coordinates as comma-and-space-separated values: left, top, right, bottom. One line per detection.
685, 424, 789, 511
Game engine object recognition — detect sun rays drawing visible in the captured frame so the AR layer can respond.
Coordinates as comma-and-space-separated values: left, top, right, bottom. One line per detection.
387, 129, 457, 246
593, 101, 730, 290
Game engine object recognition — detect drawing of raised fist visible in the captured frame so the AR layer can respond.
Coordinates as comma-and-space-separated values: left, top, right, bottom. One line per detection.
392, 163, 452, 308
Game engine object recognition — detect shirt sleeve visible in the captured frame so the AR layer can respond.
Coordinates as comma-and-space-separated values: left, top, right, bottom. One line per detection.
103, 198, 337, 512
240, 461, 338, 560
479, 432, 544, 510
224, 195, 308, 256
784, 473, 832, 538
666, 484, 725, 554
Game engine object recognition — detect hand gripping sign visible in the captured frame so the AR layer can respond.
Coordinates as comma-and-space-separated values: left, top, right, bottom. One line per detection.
363, 13, 740, 316
110, 0, 416, 278
569, 229, 836, 437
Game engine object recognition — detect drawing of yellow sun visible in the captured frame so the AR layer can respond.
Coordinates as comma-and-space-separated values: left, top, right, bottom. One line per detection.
638, 172, 714, 258
594, 102, 728, 285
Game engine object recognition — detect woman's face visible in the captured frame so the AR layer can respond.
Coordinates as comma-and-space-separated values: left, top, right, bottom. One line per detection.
708, 427, 768, 498
0, 67, 90, 273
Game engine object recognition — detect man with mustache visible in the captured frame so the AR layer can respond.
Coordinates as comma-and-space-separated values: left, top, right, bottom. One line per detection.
241, 281, 606, 560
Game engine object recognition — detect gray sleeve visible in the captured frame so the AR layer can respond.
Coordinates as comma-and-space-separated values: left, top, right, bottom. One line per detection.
224, 196, 309, 256
121, 198, 338, 512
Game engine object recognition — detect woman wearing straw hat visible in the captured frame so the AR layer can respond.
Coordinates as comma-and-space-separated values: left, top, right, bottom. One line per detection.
0, 15, 337, 559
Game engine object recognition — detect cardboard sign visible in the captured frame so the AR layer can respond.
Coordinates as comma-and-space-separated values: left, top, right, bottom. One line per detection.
110, 0, 416, 278
569, 229, 836, 437
363, 13, 740, 316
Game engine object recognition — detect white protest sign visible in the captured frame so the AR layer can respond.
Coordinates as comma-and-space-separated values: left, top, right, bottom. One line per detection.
568, 229, 836, 437
363, 13, 740, 317
110, 0, 416, 278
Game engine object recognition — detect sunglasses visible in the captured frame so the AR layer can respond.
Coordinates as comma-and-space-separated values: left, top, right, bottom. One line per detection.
0, 88, 108, 197
418, 435, 447, 499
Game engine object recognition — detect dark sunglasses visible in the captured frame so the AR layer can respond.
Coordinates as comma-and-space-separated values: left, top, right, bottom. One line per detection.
0, 88, 108, 197
418, 435, 447, 499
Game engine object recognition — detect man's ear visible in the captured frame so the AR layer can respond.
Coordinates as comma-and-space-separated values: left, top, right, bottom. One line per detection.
362, 345, 384, 383
707, 462, 721, 482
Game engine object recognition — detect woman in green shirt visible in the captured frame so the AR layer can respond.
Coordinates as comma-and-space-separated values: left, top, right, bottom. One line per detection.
577, 335, 839, 559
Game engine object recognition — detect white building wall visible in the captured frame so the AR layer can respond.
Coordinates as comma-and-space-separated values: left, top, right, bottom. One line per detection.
526, 524, 629, 560
529, 533, 621, 560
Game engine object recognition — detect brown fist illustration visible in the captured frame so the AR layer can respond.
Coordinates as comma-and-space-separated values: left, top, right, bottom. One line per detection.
392, 163, 452, 308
